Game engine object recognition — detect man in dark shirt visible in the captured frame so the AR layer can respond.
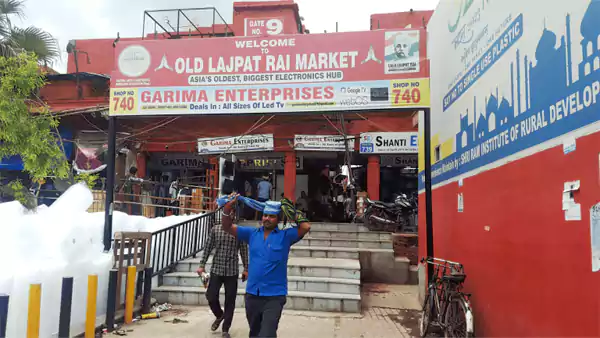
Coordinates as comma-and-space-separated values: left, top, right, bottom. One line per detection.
197, 224, 249, 338
220, 194, 311, 338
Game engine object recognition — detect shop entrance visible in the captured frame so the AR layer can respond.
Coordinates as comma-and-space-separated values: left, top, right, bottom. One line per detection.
143, 152, 212, 217
234, 154, 282, 220
379, 154, 418, 203
296, 152, 367, 223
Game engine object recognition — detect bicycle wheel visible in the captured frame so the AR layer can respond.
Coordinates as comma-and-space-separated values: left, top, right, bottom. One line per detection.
419, 286, 436, 337
443, 295, 475, 338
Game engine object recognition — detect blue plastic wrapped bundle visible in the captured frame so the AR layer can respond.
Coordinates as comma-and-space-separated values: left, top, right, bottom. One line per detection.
216, 195, 281, 215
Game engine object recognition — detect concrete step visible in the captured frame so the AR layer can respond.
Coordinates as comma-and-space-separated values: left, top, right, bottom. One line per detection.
162, 272, 361, 294
176, 257, 361, 280
237, 221, 371, 233
308, 230, 391, 241
197, 246, 393, 261
299, 237, 392, 249
152, 285, 361, 312
235, 222, 390, 244
309, 222, 371, 232
289, 246, 394, 260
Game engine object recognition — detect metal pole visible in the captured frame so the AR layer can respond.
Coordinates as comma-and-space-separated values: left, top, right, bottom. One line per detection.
142, 12, 146, 40
141, 267, 154, 314
26, 284, 42, 338
339, 113, 355, 214
0, 294, 8, 338
73, 50, 81, 100
136, 270, 144, 299
85, 275, 98, 338
212, 9, 216, 35
125, 266, 136, 324
105, 269, 118, 332
423, 108, 435, 283
104, 116, 117, 252
176, 10, 180, 37
58, 277, 73, 338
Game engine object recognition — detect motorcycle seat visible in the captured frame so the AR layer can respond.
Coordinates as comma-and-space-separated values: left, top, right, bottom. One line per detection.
371, 201, 397, 208
367, 198, 399, 208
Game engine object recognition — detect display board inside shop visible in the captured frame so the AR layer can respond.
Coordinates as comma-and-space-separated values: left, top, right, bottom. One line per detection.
109, 29, 430, 116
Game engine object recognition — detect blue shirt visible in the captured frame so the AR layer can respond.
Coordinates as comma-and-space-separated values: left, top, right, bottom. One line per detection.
237, 225, 300, 296
257, 181, 272, 200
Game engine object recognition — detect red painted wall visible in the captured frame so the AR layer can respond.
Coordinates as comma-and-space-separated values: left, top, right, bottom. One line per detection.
419, 130, 600, 336
371, 10, 433, 30
66, 38, 139, 75
40, 80, 104, 101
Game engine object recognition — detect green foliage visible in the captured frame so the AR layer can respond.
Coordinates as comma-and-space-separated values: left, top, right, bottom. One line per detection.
8, 27, 60, 66
0, 52, 69, 207
0, 179, 36, 209
75, 172, 99, 190
0, 0, 59, 65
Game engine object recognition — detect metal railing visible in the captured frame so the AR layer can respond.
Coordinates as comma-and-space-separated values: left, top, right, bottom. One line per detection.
150, 208, 222, 276
33, 189, 218, 217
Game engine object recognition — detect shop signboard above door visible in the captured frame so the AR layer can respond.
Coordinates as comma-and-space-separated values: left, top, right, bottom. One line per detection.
359, 132, 418, 154
149, 153, 209, 171
238, 156, 303, 171
294, 134, 355, 152
109, 29, 430, 116
197, 134, 274, 155
380, 154, 418, 167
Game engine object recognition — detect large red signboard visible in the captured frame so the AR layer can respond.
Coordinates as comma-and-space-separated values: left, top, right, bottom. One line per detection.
110, 29, 429, 116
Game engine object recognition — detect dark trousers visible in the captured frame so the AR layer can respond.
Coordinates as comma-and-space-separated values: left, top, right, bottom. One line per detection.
206, 274, 238, 332
245, 294, 286, 338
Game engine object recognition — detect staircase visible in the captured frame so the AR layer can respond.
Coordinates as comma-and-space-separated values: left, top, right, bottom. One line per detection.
152, 222, 415, 313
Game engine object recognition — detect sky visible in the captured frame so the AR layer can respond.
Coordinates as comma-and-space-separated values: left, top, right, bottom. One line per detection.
17, 0, 440, 73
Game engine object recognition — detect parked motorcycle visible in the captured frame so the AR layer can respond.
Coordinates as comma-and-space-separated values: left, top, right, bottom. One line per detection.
363, 193, 417, 232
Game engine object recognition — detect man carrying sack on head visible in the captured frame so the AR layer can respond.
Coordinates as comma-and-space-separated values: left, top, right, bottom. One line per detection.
217, 194, 311, 338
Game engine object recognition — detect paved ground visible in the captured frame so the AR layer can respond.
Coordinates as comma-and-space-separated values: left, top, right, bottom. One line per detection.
111, 284, 421, 338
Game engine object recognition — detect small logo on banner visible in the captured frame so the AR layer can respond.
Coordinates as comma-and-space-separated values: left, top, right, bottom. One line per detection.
155, 54, 174, 72
118, 45, 151, 77
360, 143, 374, 153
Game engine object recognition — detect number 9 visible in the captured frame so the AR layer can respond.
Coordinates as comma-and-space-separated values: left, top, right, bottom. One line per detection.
266, 19, 283, 35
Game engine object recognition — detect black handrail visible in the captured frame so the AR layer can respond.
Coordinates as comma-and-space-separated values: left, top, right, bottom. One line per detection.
150, 208, 222, 276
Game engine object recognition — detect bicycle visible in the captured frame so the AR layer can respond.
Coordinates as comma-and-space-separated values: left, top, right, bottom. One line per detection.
419, 257, 475, 337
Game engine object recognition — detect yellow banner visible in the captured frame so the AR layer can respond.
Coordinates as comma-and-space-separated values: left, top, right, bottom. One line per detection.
109, 88, 138, 115
390, 78, 430, 108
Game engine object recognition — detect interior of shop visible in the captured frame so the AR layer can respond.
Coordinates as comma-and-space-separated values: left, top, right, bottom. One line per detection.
232, 152, 367, 223
139, 153, 214, 217
379, 154, 418, 203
